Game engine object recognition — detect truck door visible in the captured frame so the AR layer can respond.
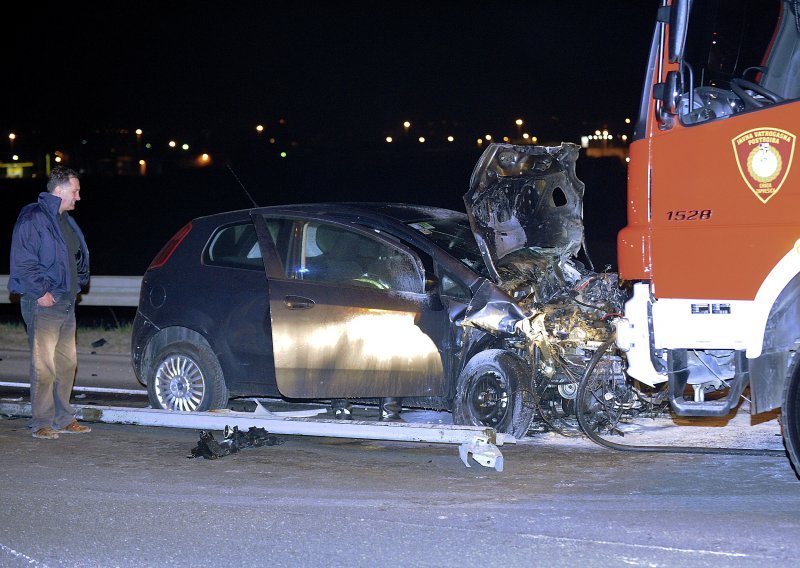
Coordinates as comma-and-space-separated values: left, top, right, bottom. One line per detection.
648, 0, 800, 301
252, 213, 447, 399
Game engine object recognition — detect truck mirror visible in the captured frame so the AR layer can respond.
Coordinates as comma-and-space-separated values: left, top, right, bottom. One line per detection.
668, 0, 689, 63
654, 70, 682, 129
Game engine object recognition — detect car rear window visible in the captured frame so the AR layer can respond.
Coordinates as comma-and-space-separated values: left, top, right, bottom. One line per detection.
204, 222, 264, 270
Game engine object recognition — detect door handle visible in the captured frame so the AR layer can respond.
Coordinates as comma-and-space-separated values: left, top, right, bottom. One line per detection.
284, 295, 315, 309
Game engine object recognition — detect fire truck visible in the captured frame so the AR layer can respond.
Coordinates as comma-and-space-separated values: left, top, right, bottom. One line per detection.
615, 0, 800, 472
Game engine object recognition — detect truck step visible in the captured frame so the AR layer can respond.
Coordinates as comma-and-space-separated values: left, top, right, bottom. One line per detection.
668, 351, 749, 417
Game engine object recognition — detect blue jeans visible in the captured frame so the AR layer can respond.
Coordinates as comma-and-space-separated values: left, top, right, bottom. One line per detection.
20, 295, 78, 431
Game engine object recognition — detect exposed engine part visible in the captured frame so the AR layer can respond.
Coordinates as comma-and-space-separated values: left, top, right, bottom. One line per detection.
461, 142, 646, 435
506, 254, 639, 434
189, 426, 283, 459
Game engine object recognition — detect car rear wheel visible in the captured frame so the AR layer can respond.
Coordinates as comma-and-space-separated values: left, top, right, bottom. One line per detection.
453, 349, 534, 438
148, 341, 229, 412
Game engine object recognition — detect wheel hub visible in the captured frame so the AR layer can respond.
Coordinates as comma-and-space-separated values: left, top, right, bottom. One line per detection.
470, 373, 509, 425
169, 377, 190, 397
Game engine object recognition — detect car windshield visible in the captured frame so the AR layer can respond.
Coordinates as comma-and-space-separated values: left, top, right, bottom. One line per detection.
407, 218, 490, 278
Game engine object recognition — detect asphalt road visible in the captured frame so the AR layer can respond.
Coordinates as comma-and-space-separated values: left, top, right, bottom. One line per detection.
2, 348, 799, 567
0, 413, 798, 568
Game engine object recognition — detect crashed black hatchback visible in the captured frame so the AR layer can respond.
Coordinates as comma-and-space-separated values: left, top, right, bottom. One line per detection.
131, 143, 624, 438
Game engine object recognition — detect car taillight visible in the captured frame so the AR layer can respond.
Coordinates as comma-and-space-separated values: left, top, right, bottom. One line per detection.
148, 222, 193, 269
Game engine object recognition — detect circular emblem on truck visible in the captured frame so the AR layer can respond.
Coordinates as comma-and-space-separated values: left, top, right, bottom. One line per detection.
747, 143, 782, 183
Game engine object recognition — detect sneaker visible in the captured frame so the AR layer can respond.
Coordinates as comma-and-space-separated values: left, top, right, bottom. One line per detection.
32, 426, 59, 440
58, 421, 91, 434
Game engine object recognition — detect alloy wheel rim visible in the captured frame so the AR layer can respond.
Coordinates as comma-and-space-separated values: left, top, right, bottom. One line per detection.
154, 354, 206, 411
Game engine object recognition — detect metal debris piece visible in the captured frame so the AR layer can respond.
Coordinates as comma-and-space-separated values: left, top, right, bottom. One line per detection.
464, 142, 585, 283
189, 426, 283, 459
459, 436, 505, 472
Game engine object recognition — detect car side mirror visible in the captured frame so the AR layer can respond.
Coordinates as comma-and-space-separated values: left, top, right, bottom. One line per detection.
424, 273, 440, 293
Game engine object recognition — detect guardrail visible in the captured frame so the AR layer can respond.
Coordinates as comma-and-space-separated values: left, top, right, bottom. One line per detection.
0, 275, 142, 307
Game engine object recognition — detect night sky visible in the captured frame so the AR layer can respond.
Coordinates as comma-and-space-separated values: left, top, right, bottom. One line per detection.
7, 1, 660, 147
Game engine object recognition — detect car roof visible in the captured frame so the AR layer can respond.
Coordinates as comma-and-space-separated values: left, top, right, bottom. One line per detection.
194, 202, 469, 225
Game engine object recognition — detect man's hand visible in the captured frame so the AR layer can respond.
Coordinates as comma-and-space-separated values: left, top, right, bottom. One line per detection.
37, 292, 55, 307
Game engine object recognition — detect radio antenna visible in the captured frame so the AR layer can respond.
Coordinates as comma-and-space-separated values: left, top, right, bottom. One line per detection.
226, 162, 260, 208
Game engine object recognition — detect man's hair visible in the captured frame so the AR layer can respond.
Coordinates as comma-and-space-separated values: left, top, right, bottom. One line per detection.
46, 166, 79, 193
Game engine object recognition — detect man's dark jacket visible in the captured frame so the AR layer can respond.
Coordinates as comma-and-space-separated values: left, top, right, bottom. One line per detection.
8, 191, 90, 302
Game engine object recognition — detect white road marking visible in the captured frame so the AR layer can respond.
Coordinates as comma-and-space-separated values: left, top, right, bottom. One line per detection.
519, 532, 766, 558
0, 541, 48, 567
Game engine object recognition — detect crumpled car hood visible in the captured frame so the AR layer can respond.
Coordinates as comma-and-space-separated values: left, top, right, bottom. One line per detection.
463, 142, 585, 284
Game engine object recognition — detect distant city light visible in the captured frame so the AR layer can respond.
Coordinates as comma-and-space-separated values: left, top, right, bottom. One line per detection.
515, 118, 523, 126
418, 137, 426, 143
256, 124, 264, 133
502, 136, 509, 142
626, 156, 631, 162
621, 134, 628, 141
595, 130, 601, 136
280, 151, 287, 158
9, 133, 16, 141
447, 135, 454, 142
139, 159, 145, 165
385, 136, 393, 143
54, 156, 62, 163
403, 121, 411, 129
477, 138, 483, 145
181, 143, 190, 151
581, 136, 590, 148
168, 140, 177, 148
145, 143, 152, 149
484, 134, 492, 141
625, 117, 631, 124
200, 154, 210, 162
279, 118, 286, 124
12, 154, 19, 161
522, 133, 530, 139
135, 128, 143, 136
531, 136, 538, 143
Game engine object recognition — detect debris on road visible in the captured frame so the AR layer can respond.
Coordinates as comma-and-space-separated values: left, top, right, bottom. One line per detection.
189, 425, 283, 459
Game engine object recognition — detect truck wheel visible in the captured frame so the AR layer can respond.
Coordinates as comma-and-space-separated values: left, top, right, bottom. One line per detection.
148, 341, 228, 412
782, 357, 800, 476
453, 349, 534, 438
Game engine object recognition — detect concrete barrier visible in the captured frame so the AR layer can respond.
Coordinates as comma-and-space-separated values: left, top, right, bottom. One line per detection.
0, 275, 142, 307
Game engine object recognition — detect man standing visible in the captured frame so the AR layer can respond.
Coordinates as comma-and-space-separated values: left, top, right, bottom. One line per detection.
8, 166, 91, 439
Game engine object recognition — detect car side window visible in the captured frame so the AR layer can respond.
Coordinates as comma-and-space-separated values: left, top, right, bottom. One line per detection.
204, 221, 279, 270
293, 222, 424, 293
440, 272, 470, 300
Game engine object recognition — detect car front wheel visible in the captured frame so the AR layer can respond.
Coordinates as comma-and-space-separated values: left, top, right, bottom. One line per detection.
453, 349, 534, 438
148, 341, 228, 412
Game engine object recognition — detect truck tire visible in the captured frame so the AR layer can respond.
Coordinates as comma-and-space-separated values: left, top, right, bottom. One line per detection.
147, 341, 229, 412
782, 356, 800, 476
453, 349, 534, 438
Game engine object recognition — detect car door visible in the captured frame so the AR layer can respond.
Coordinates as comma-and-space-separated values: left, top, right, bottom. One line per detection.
202, 218, 288, 394
252, 213, 449, 399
